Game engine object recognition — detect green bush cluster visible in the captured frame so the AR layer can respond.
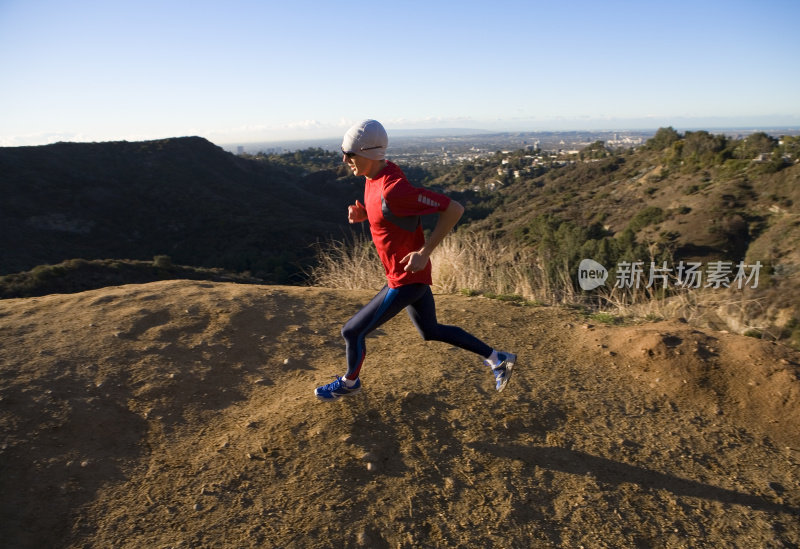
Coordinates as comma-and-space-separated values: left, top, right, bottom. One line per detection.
646, 127, 793, 174
515, 214, 667, 294
0, 258, 260, 299
628, 206, 665, 232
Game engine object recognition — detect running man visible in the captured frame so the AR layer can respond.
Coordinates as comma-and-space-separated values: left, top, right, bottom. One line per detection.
314, 119, 516, 400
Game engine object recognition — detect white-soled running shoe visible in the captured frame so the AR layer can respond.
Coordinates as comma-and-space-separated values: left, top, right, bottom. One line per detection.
314, 376, 362, 401
490, 352, 516, 392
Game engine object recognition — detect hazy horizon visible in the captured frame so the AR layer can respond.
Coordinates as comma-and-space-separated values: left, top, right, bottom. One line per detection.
3, 121, 800, 151
219, 120, 800, 147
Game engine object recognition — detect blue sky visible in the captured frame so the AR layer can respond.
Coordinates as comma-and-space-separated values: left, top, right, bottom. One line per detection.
1, 0, 798, 146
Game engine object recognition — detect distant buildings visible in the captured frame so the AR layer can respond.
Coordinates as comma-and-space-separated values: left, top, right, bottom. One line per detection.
608, 134, 644, 146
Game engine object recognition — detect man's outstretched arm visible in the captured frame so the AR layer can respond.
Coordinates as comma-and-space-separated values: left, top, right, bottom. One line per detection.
399, 200, 464, 273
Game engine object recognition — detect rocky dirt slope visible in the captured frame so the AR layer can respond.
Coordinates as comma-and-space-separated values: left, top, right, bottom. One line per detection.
1, 280, 798, 548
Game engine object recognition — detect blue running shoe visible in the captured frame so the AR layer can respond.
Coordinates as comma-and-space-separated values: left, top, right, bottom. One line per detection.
491, 352, 516, 392
314, 376, 361, 401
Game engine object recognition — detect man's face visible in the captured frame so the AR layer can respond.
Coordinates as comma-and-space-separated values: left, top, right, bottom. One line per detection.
343, 151, 373, 177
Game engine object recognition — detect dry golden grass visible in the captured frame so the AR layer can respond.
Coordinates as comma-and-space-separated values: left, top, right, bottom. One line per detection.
309, 231, 799, 348
308, 235, 384, 290
311, 231, 566, 302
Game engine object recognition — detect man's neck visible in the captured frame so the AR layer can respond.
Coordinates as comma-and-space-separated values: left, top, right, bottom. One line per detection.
365, 160, 387, 180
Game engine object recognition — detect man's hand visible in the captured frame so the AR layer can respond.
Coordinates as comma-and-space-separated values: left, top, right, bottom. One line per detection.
348, 200, 367, 224
399, 200, 464, 273
399, 250, 429, 273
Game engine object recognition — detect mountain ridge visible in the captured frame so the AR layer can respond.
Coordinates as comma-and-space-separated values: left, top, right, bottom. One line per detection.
0, 136, 360, 281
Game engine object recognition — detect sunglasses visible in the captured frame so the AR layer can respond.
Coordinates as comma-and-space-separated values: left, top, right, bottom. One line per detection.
342, 145, 384, 158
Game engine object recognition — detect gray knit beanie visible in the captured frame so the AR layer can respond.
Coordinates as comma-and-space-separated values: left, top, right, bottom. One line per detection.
341, 119, 388, 160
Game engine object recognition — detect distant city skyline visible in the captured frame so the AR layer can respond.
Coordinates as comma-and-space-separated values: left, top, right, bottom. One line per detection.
2, 0, 799, 147
223, 119, 800, 150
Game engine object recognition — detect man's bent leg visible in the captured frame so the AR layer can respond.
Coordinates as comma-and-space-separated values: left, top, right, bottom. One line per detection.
406, 286, 493, 357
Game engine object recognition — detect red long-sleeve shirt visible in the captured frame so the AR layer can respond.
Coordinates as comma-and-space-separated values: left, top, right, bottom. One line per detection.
363, 161, 451, 288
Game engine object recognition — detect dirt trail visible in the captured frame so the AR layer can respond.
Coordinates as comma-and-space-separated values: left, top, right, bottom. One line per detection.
0, 280, 798, 548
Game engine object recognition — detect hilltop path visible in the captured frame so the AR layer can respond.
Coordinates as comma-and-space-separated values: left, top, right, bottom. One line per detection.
0, 280, 798, 548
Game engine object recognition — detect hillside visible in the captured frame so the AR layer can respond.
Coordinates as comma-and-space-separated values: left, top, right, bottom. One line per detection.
2, 132, 799, 347
1, 280, 798, 548
439, 133, 800, 347
0, 138, 360, 282
466, 143, 800, 266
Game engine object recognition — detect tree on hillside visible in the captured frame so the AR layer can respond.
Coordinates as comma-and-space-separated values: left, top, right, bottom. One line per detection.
779, 135, 800, 161
679, 130, 731, 170
580, 141, 609, 160
737, 132, 778, 159
646, 127, 682, 151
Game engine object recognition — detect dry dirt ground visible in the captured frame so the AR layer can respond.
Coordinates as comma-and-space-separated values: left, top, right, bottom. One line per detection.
1, 280, 798, 548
